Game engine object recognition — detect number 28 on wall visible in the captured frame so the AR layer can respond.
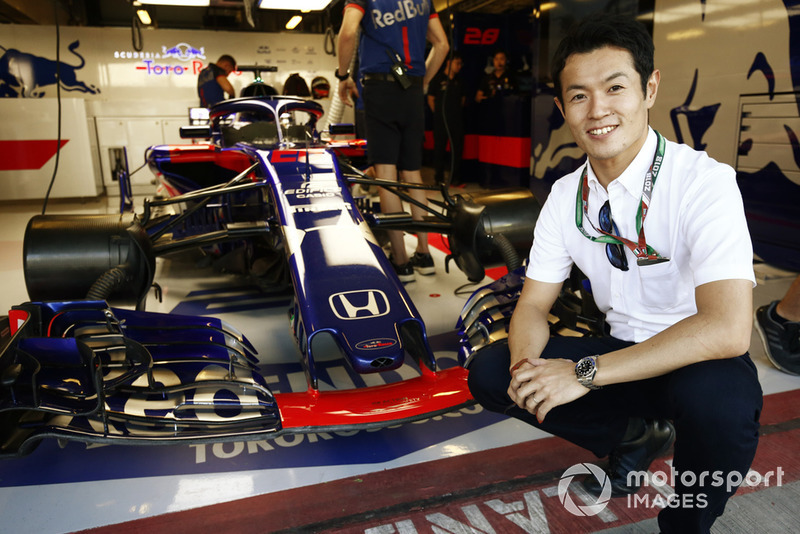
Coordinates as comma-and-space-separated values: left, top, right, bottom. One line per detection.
463, 27, 500, 45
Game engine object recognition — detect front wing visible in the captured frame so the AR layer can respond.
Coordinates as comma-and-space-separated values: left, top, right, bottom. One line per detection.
0, 301, 473, 457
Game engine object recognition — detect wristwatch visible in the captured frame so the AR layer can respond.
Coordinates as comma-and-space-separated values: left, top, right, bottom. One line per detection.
575, 355, 601, 390
334, 69, 350, 81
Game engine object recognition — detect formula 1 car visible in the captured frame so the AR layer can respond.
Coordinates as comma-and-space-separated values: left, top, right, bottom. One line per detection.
0, 96, 591, 458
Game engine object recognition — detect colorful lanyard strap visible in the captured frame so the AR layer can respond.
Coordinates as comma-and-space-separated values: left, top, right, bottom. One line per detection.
574, 130, 669, 266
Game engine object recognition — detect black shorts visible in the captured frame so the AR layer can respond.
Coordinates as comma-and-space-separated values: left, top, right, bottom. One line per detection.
362, 76, 424, 171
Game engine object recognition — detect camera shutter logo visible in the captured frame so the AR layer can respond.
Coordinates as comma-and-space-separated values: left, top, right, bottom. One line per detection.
557, 463, 613, 516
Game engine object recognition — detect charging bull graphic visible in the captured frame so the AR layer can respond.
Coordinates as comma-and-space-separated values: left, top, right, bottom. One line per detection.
0, 40, 100, 98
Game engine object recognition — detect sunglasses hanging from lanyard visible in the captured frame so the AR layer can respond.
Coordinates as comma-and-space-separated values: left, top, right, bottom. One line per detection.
574, 130, 670, 269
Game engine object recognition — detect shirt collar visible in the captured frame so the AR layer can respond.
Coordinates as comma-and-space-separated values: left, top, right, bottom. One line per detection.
585, 127, 657, 198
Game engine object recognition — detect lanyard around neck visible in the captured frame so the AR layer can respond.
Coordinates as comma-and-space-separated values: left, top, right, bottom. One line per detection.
574, 130, 669, 266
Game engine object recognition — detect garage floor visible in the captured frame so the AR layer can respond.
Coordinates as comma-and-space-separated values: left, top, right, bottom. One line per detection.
0, 187, 798, 534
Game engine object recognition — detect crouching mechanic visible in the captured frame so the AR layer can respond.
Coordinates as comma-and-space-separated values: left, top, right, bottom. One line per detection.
467, 14, 762, 534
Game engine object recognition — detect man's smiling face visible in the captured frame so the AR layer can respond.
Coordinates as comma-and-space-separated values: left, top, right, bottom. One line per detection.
555, 45, 659, 184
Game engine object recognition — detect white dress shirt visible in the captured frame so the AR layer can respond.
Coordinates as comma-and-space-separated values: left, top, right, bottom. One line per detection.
527, 127, 755, 342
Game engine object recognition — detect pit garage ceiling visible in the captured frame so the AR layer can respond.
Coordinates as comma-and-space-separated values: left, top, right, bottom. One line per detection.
0, 0, 537, 34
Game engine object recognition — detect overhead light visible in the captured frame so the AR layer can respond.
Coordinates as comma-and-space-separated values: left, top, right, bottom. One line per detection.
138, 1, 211, 6
136, 9, 152, 25
260, 0, 332, 11
286, 15, 302, 30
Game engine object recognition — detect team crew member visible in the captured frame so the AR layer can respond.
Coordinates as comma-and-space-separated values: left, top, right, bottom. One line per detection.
428, 52, 466, 186
475, 50, 516, 103
336, 0, 449, 282
197, 54, 237, 107
467, 14, 762, 533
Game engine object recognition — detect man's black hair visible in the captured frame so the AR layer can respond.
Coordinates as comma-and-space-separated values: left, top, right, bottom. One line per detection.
217, 54, 237, 69
551, 14, 654, 102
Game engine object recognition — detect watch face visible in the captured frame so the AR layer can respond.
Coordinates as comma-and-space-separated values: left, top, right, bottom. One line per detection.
576, 356, 599, 389
576, 357, 594, 377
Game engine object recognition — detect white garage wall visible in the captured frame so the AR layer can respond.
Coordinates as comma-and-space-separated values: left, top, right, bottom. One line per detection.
0, 24, 348, 199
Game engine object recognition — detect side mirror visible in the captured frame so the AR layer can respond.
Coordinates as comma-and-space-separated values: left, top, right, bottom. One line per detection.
329, 123, 356, 136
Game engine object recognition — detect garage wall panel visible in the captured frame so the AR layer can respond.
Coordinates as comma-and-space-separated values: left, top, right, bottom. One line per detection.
0, 24, 346, 199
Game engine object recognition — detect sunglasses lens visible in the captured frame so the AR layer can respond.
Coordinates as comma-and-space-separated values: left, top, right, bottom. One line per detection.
599, 202, 612, 232
606, 243, 629, 271
600, 201, 629, 271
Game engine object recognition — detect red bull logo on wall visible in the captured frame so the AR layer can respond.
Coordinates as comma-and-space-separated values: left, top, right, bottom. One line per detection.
115, 42, 206, 62
161, 42, 206, 61
0, 40, 100, 98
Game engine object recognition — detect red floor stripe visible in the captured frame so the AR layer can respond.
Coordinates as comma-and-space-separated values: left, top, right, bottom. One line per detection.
760, 387, 800, 425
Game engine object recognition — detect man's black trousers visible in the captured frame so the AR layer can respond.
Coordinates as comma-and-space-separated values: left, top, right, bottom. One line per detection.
467, 335, 763, 534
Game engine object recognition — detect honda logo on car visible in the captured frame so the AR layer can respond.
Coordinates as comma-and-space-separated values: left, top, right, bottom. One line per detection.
372, 0, 429, 28
329, 290, 390, 320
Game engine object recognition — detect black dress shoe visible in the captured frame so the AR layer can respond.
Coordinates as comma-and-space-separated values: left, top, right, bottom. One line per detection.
583, 418, 676, 498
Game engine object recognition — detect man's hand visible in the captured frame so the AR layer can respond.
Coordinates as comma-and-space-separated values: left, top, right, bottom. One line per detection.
507, 358, 589, 422
338, 78, 358, 106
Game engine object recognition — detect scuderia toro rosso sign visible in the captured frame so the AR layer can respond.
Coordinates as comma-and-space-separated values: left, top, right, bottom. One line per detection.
115, 42, 208, 77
